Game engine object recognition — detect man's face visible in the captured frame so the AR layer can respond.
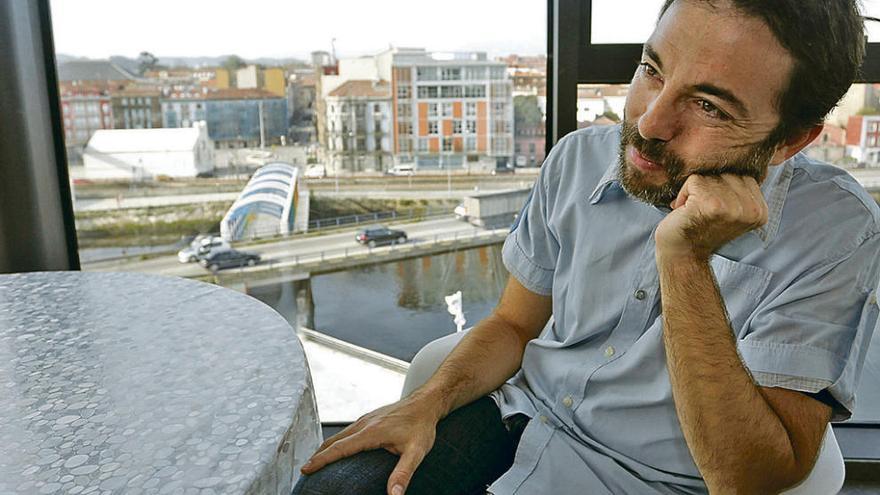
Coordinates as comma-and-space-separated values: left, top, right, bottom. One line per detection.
619, 0, 795, 206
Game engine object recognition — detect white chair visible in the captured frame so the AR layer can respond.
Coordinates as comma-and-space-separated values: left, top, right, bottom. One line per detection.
401, 330, 845, 495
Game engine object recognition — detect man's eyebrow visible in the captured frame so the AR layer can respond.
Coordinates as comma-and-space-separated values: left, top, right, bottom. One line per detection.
691, 83, 750, 118
643, 43, 663, 71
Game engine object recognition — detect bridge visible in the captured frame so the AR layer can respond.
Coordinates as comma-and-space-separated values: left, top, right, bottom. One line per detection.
86, 216, 506, 276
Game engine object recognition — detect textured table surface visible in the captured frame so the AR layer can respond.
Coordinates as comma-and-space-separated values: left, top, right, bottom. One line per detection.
0, 271, 320, 494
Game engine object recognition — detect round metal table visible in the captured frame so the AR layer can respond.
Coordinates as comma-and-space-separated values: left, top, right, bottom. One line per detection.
0, 271, 321, 494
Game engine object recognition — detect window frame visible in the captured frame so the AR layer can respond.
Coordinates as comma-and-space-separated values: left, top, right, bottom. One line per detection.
547, 0, 880, 150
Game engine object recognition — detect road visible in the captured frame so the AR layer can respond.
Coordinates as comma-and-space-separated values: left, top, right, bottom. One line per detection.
84, 216, 493, 278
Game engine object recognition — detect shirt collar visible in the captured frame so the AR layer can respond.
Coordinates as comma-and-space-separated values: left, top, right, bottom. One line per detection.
588, 150, 794, 249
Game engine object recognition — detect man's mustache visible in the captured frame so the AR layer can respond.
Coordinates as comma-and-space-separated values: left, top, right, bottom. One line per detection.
622, 120, 768, 183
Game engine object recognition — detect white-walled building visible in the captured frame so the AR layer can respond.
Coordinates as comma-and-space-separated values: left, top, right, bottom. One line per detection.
236, 65, 262, 89
325, 80, 394, 172
83, 122, 214, 179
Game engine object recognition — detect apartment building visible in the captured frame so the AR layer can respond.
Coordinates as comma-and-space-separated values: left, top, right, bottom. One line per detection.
111, 87, 163, 130
392, 49, 513, 169
58, 83, 114, 163
162, 88, 288, 148
846, 115, 880, 166
318, 48, 514, 173
325, 80, 393, 172
237, 65, 286, 97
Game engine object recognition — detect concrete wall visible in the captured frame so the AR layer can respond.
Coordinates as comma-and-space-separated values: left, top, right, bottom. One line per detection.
463, 188, 531, 228
83, 150, 200, 179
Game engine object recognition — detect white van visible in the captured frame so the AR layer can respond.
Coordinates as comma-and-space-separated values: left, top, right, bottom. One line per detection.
387, 164, 415, 176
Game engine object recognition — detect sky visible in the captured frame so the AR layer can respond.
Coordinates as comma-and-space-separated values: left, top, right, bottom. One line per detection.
49, 0, 880, 62
49, 0, 552, 61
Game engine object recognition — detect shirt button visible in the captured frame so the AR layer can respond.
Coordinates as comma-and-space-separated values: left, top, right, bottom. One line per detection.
562, 395, 573, 408
605, 345, 615, 358
539, 415, 548, 424
634, 289, 647, 300
871, 293, 877, 305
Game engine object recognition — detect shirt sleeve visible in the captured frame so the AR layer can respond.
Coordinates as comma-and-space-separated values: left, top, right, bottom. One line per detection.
501, 146, 562, 297
740, 233, 880, 421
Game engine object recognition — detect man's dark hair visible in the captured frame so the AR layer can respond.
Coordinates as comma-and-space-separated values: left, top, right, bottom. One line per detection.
660, 0, 866, 143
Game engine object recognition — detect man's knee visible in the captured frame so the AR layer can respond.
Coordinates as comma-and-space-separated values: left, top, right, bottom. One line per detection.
291, 448, 397, 495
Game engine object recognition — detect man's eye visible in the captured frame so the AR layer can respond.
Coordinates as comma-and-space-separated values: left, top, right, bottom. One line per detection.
697, 99, 729, 121
639, 62, 660, 79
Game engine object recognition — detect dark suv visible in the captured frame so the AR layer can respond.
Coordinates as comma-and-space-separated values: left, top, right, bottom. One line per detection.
200, 249, 261, 272
356, 227, 407, 247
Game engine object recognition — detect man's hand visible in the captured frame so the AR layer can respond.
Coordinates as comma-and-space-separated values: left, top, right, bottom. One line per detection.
655, 173, 768, 261
301, 395, 442, 495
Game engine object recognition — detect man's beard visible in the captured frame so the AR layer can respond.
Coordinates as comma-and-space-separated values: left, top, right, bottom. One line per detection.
616, 119, 778, 206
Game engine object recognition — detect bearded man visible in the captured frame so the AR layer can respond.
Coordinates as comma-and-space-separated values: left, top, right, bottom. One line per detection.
294, 1, 879, 493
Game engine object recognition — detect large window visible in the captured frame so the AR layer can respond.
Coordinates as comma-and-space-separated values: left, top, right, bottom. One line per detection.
45, 0, 547, 425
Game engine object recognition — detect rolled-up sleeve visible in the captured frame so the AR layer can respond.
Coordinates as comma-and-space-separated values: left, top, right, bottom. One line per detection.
741, 233, 880, 420
501, 149, 561, 297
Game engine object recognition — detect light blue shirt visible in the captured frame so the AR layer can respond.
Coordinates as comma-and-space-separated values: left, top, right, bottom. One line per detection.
488, 125, 880, 494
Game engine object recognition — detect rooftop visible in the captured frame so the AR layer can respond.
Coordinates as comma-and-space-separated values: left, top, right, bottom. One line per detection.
58, 60, 136, 82
85, 126, 206, 153
328, 80, 391, 99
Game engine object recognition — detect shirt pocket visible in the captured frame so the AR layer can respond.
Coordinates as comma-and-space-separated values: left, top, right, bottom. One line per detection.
709, 254, 773, 337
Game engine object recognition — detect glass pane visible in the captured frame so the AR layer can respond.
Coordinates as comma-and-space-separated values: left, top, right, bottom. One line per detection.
591, 0, 665, 44
50, 0, 545, 424
864, 0, 880, 42
576, 83, 628, 127
594, 1, 880, 44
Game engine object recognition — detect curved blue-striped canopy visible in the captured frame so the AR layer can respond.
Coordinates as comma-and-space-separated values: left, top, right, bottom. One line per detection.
220, 162, 299, 240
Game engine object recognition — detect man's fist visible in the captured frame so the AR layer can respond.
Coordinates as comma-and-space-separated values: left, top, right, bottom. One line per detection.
655, 174, 769, 261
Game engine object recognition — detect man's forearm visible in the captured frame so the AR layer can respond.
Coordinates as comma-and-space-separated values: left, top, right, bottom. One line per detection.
658, 254, 801, 493
410, 313, 531, 422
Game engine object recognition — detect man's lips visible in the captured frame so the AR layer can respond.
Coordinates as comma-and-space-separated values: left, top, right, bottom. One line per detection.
628, 146, 664, 173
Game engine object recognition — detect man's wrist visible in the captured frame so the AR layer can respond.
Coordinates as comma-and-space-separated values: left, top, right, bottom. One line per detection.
655, 245, 712, 269
406, 382, 455, 423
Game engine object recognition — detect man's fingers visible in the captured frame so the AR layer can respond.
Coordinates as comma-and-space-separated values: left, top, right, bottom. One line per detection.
301, 433, 376, 474
315, 419, 364, 453
386, 447, 429, 495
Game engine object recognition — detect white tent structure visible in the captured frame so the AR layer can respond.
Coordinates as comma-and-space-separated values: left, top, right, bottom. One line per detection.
83, 122, 214, 179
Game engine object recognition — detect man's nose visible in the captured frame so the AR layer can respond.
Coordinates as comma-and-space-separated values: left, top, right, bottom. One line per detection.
637, 91, 679, 142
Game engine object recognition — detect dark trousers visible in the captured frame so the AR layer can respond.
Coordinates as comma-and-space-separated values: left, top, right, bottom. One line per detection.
292, 397, 529, 495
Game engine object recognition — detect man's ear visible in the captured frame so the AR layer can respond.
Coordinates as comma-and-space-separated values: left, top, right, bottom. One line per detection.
769, 125, 824, 165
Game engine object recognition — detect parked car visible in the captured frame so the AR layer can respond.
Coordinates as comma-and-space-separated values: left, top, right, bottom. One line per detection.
304, 165, 326, 178
200, 249, 261, 272
491, 165, 515, 175
386, 164, 415, 176
178, 235, 230, 263
454, 203, 469, 221
355, 226, 407, 247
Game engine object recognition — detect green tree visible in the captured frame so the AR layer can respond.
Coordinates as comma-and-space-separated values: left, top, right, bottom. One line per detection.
514, 95, 544, 128
137, 51, 159, 75
222, 55, 246, 72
